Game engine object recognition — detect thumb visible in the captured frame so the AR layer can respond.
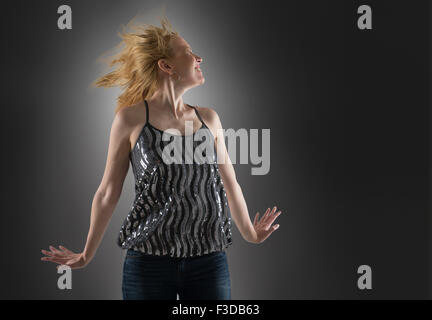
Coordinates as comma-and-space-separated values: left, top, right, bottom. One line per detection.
273, 224, 280, 230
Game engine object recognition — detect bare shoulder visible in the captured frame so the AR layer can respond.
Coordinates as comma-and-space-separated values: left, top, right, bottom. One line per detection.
112, 102, 147, 150
116, 101, 146, 127
195, 105, 221, 127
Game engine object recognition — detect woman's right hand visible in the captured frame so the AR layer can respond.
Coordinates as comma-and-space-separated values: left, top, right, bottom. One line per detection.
41, 245, 89, 270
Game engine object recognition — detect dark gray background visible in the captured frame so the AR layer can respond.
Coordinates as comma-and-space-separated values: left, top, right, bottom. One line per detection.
1, 0, 430, 299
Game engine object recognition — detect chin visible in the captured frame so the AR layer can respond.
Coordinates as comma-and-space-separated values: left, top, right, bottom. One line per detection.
193, 79, 205, 87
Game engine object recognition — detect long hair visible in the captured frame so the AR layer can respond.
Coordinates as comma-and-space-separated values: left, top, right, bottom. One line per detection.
91, 14, 179, 114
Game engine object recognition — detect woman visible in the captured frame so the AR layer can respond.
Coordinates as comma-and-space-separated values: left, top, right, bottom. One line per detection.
40, 16, 282, 300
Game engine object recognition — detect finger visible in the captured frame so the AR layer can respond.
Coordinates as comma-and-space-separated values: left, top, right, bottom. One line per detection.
47, 249, 66, 257
264, 224, 280, 239
41, 249, 56, 257
41, 257, 68, 265
41, 256, 71, 263
59, 246, 74, 255
270, 206, 277, 216
49, 245, 63, 254
261, 208, 270, 221
253, 213, 259, 225
267, 210, 282, 225
42, 250, 64, 258
263, 206, 277, 223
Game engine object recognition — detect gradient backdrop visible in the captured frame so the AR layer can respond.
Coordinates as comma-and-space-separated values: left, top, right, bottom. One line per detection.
1, 0, 430, 299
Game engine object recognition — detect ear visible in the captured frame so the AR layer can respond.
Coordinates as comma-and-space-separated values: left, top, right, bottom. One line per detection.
157, 59, 173, 74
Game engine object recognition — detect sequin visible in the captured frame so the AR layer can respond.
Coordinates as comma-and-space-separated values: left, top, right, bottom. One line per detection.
117, 101, 233, 257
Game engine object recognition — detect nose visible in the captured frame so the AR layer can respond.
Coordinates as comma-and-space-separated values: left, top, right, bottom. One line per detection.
196, 55, 203, 64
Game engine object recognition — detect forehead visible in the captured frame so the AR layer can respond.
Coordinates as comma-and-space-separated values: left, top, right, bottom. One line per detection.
170, 36, 190, 50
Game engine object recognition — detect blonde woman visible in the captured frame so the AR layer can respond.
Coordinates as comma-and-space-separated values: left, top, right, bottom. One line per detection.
41, 16, 282, 300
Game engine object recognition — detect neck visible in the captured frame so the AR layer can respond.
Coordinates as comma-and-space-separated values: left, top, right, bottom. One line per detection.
148, 82, 188, 120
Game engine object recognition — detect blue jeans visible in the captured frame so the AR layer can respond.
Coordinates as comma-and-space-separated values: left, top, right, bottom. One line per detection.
122, 249, 231, 300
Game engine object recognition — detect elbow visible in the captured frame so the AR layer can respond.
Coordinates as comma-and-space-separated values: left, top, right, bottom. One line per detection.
225, 179, 240, 193
96, 188, 121, 207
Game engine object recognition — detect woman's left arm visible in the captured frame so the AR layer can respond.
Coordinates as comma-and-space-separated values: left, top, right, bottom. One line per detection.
200, 107, 282, 244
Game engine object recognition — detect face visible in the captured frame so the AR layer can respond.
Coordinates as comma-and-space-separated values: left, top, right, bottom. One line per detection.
162, 35, 204, 87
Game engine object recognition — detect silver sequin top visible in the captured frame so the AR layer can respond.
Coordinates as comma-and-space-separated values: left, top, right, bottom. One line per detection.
117, 100, 233, 257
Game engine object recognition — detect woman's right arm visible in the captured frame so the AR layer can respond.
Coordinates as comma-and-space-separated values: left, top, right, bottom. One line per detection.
82, 108, 132, 262
41, 108, 132, 269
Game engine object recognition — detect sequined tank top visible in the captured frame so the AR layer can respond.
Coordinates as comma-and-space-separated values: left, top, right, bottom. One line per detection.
117, 100, 233, 257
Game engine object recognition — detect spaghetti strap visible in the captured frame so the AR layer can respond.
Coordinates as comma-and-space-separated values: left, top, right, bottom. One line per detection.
191, 105, 206, 127
144, 100, 149, 125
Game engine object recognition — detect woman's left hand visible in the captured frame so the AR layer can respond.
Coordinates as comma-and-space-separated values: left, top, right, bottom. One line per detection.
41, 245, 89, 270
251, 206, 282, 244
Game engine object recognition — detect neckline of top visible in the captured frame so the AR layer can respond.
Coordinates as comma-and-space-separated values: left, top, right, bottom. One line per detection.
147, 122, 206, 137
144, 100, 206, 137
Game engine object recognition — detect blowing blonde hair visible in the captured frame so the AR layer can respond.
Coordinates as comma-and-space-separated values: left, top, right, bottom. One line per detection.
91, 14, 179, 114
